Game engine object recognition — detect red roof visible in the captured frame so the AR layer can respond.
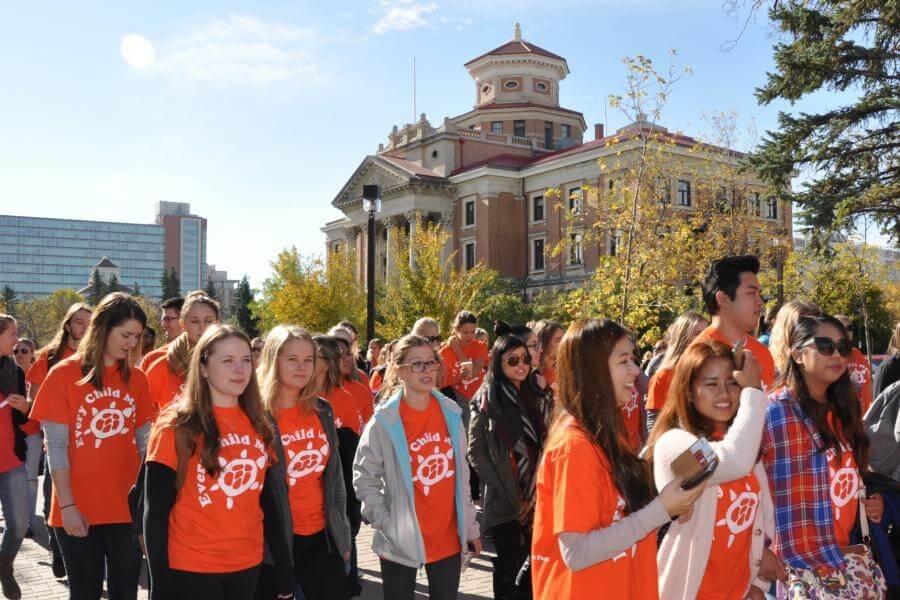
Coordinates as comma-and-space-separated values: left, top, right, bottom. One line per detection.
378, 155, 445, 179
450, 153, 538, 176
465, 39, 567, 67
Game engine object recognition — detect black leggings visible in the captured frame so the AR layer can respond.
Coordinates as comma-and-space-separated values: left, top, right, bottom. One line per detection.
173, 564, 261, 600
54, 524, 142, 600
255, 530, 347, 600
380, 553, 461, 600
490, 520, 532, 600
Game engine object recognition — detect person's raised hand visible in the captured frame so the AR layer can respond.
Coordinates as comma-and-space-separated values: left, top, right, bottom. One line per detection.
658, 477, 707, 518
733, 350, 762, 390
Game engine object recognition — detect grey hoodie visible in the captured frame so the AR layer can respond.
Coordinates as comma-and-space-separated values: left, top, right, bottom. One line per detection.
353, 389, 480, 568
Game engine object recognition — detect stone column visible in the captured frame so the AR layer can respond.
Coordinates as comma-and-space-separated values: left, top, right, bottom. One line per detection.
381, 217, 396, 278
438, 212, 454, 266
405, 211, 419, 269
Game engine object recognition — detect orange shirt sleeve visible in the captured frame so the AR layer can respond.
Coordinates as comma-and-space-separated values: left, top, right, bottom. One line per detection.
25, 355, 50, 387
438, 346, 461, 388
472, 340, 489, 363
30, 364, 73, 425
645, 368, 672, 412
370, 370, 384, 392
551, 432, 608, 534
146, 423, 177, 470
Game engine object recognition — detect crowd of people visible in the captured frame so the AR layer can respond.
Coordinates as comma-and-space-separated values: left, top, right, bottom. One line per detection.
0, 253, 899, 600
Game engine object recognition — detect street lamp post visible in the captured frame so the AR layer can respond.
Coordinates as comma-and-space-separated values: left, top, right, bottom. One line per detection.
362, 185, 380, 343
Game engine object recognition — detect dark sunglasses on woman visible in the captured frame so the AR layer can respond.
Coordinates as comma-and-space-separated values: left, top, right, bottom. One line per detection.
800, 336, 852, 358
505, 353, 532, 367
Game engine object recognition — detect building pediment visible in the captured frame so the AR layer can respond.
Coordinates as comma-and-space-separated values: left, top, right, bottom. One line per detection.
332, 155, 449, 209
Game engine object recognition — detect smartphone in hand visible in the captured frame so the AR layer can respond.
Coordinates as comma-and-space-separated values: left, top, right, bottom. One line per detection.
673, 437, 719, 490
733, 339, 746, 370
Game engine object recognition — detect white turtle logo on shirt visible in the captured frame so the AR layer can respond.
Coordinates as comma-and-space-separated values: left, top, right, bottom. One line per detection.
88, 402, 133, 448
411, 436, 454, 497
74, 392, 137, 449
209, 449, 267, 509
286, 436, 329, 486
623, 388, 639, 418
714, 482, 759, 548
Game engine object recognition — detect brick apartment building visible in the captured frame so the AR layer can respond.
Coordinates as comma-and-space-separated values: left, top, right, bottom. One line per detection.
322, 24, 791, 296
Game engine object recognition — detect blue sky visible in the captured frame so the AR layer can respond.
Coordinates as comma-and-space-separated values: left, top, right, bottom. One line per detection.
0, 0, 847, 286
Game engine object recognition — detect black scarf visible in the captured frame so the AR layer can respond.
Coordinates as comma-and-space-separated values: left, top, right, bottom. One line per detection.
477, 378, 543, 514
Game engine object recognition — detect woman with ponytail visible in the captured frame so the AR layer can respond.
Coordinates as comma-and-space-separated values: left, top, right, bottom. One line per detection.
530, 319, 705, 600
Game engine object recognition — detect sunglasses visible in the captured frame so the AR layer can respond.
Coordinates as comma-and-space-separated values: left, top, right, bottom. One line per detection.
400, 359, 441, 373
505, 353, 532, 367
13, 348, 32, 355
800, 337, 852, 358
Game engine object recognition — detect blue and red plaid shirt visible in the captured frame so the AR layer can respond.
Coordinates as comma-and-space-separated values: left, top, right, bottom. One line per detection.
761, 387, 845, 572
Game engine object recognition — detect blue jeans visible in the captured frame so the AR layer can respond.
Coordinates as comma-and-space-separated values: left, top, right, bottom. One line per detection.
24, 433, 49, 546
0, 465, 28, 559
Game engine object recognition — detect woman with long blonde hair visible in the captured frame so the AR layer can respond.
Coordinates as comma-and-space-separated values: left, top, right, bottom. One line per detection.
143, 325, 293, 600
31, 293, 151, 600
255, 325, 350, 599
767, 300, 819, 379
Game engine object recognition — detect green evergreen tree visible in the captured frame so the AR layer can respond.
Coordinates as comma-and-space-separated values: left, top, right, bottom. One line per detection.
107, 273, 122, 293
86, 269, 107, 306
235, 275, 260, 338
747, 0, 900, 244
204, 279, 218, 300
132, 282, 141, 297
0, 286, 19, 316
160, 267, 181, 300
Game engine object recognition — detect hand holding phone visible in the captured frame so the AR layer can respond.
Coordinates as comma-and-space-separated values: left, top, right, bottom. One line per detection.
672, 438, 719, 490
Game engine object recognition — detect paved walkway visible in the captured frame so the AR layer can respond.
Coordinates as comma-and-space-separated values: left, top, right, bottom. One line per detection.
9, 479, 496, 598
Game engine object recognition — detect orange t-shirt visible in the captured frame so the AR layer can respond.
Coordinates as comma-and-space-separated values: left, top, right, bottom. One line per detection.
646, 367, 674, 412
826, 441, 860, 547
324, 387, 363, 435
438, 340, 489, 400
146, 356, 185, 415
370, 370, 385, 393
345, 381, 374, 428
30, 356, 153, 527
146, 405, 269, 573
696, 327, 776, 392
531, 419, 659, 600
139, 344, 168, 371
542, 366, 558, 398
356, 368, 371, 389
621, 386, 643, 451
277, 404, 329, 535
400, 397, 460, 563
24, 346, 76, 436
847, 348, 873, 415
696, 471, 761, 600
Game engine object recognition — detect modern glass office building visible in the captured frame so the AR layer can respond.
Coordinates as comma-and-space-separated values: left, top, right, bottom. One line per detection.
0, 215, 165, 298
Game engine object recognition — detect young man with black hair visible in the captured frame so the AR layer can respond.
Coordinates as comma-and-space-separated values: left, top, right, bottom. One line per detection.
139, 296, 184, 370
696, 255, 777, 390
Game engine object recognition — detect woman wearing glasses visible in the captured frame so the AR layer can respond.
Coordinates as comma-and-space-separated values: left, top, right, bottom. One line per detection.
469, 333, 552, 600
761, 314, 884, 596
353, 334, 481, 600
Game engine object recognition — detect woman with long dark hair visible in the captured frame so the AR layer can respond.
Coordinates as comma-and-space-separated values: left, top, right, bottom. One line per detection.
31, 293, 151, 600
646, 340, 776, 599
469, 331, 552, 600
143, 325, 293, 600
762, 314, 885, 597
255, 325, 350, 599
530, 319, 704, 599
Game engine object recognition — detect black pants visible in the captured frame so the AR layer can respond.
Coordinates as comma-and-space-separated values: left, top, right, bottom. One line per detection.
380, 554, 461, 600
295, 529, 346, 599
173, 565, 261, 600
337, 427, 361, 585
42, 468, 64, 569
54, 524, 142, 600
490, 520, 532, 600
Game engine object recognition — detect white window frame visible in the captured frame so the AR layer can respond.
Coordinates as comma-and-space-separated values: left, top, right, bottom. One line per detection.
676, 179, 691, 207
531, 236, 547, 272
531, 194, 545, 223
568, 186, 583, 214
568, 232, 583, 266
490, 121, 503, 135
561, 124, 571, 139
608, 229, 624, 256
463, 199, 476, 229
765, 197, 778, 220
463, 240, 476, 271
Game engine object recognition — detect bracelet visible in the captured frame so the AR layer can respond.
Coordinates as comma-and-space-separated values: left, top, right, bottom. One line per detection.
59, 503, 76, 511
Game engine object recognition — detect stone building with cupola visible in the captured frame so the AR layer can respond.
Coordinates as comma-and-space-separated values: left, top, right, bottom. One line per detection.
323, 25, 791, 297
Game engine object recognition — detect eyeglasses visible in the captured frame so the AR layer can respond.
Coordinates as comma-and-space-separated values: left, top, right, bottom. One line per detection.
13, 348, 32, 355
400, 359, 441, 373
161, 316, 178, 323
505, 353, 532, 367
425, 336, 442, 345
251, 347, 263, 353
799, 337, 852, 358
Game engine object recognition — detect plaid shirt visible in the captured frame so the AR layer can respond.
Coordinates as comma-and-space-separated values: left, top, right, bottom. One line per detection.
761, 388, 844, 572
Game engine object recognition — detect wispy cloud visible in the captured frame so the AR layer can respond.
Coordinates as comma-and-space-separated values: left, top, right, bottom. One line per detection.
153, 15, 321, 85
372, 1, 438, 34
438, 15, 474, 31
